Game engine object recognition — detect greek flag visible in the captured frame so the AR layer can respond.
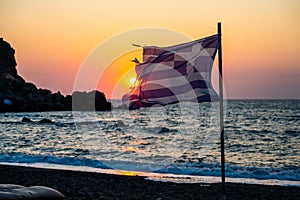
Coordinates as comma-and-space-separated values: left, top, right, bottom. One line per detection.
123, 34, 220, 110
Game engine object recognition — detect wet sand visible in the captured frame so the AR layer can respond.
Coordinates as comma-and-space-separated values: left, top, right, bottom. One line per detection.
0, 164, 299, 200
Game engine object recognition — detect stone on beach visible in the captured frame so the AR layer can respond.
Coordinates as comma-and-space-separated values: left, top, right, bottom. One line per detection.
0, 184, 64, 200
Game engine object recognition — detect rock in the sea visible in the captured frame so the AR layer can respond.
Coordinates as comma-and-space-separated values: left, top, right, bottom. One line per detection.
38, 118, 55, 124
72, 90, 111, 111
0, 38, 111, 112
21, 117, 55, 124
21, 117, 33, 123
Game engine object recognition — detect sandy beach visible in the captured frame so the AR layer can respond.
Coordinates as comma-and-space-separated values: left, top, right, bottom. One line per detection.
0, 164, 299, 200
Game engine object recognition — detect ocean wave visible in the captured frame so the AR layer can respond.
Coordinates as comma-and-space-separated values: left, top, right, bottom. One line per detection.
0, 152, 299, 182
0, 152, 110, 169
155, 163, 300, 181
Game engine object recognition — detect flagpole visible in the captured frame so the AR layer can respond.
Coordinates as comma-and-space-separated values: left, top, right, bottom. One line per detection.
218, 22, 226, 199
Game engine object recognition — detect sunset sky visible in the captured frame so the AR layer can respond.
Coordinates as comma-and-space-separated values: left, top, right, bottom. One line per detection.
1, 0, 299, 99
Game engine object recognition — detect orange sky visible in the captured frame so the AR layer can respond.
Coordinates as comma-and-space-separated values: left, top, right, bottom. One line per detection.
1, 0, 299, 99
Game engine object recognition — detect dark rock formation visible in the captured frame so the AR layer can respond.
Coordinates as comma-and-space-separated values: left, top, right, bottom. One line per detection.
72, 90, 112, 111
21, 117, 33, 122
21, 117, 55, 124
0, 38, 111, 112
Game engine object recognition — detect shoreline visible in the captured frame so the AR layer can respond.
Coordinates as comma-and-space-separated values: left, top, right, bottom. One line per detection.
1, 162, 299, 187
1, 164, 299, 200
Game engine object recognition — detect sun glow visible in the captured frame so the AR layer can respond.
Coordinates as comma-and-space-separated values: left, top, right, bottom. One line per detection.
129, 77, 136, 85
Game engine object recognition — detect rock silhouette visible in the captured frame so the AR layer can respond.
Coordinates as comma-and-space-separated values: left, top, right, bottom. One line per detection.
21, 117, 55, 124
0, 38, 111, 112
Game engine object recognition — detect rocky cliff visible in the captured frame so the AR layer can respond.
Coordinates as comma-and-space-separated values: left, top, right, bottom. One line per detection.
0, 38, 111, 112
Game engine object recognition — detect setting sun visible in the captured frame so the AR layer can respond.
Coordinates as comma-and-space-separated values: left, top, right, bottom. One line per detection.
129, 77, 136, 85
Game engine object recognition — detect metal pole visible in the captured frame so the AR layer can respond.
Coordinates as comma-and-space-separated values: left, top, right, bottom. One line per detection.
218, 22, 226, 199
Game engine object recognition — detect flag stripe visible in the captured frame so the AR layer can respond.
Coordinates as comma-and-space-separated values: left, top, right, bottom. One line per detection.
146, 88, 218, 105
141, 65, 187, 80
138, 59, 212, 80
142, 70, 212, 88
202, 35, 219, 48
142, 79, 212, 99
142, 73, 212, 90
151, 53, 175, 63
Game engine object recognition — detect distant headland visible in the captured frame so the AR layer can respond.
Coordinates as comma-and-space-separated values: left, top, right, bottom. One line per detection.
0, 38, 111, 112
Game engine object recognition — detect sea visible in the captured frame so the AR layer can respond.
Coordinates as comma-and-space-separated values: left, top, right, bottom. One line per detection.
0, 99, 299, 186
